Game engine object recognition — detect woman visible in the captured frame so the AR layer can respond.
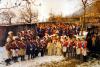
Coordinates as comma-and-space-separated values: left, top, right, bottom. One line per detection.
56, 38, 62, 56
47, 40, 53, 55
52, 38, 57, 55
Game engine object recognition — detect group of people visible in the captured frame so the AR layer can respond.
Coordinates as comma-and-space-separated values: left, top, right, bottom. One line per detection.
5, 30, 47, 66
36, 23, 81, 38
4, 23, 89, 66
46, 34, 87, 61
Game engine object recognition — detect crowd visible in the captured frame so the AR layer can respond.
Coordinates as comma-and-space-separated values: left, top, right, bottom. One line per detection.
4, 23, 89, 66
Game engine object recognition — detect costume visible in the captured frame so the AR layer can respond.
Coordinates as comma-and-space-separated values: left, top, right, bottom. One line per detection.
62, 40, 68, 57
81, 40, 87, 62
47, 42, 53, 55
5, 42, 12, 65
56, 41, 62, 55
76, 40, 82, 59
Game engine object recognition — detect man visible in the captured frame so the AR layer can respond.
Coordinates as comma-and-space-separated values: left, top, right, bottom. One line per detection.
26, 39, 34, 59
62, 38, 68, 57
5, 38, 12, 66
40, 39, 46, 56
30, 39, 36, 59
18, 38, 26, 61
11, 36, 20, 62
34, 39, 40, 57
71, 38, 76, 58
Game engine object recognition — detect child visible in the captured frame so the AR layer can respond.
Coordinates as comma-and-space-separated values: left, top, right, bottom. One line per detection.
62, 38, 68, 57
56, 38, 62, 56
76, 38, 81, 60
81, 38, 87, 62
5, 41, 12, 66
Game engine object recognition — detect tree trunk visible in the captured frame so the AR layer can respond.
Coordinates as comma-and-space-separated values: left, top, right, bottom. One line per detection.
9, 18, 12, 25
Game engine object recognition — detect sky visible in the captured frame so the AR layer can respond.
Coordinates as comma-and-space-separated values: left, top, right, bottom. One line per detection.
0, 0, 93, 22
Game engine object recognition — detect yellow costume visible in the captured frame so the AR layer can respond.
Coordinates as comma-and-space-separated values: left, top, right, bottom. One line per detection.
47, 42, 53, 55
56, 41, 62, 55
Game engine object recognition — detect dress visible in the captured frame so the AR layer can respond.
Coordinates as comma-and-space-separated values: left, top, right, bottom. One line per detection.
47, 42, 53, 55
56, 41, 62, 55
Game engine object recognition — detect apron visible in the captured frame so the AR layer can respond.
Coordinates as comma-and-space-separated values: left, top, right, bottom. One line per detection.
63, 46, 67, 52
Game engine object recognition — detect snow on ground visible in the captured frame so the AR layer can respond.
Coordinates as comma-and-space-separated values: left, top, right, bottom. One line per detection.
0, 56, 64, 67
0, 47, 64, 67
0, 47, 5, 62
1, 47, 100, 67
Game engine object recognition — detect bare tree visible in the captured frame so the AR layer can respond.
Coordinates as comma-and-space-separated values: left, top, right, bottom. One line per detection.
19, 0, 40, 23
81, 0, 88, 29
0, 0, 21, 24
48, 12, 56, 22
0, 10, 16, 24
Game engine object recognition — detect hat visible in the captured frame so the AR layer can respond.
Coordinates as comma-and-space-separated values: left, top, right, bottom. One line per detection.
8, 31, 13, 35
27, 30, 31, 32
21, 31, 24, 34
13, 36, 19, 40
21, 37, 25, 40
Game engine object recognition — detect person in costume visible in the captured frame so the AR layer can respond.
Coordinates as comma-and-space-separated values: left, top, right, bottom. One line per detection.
47, 40, 53, 56
75, 38, 82, 60
71, 37, 76, 58
5, 38, 12, 65
18, 38, 26, 61
11, 36, 20, 62
81, 38, 87, 62
67, 38, 72, 58
62, 38, 68, 57
56, 38, 62, 56
52, 37, 57, 55
7, 31, 14, 43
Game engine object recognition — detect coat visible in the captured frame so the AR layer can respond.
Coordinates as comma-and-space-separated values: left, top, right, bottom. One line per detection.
62, 41, 68, 52
76, 41, 81, 55
5, 43, 12, 59
18, 41, 26, 56
81, 41, 87, 56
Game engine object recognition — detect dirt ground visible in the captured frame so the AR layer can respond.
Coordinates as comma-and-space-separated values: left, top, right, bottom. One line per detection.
39, 58, 100, 67
39, 58, 82, 67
